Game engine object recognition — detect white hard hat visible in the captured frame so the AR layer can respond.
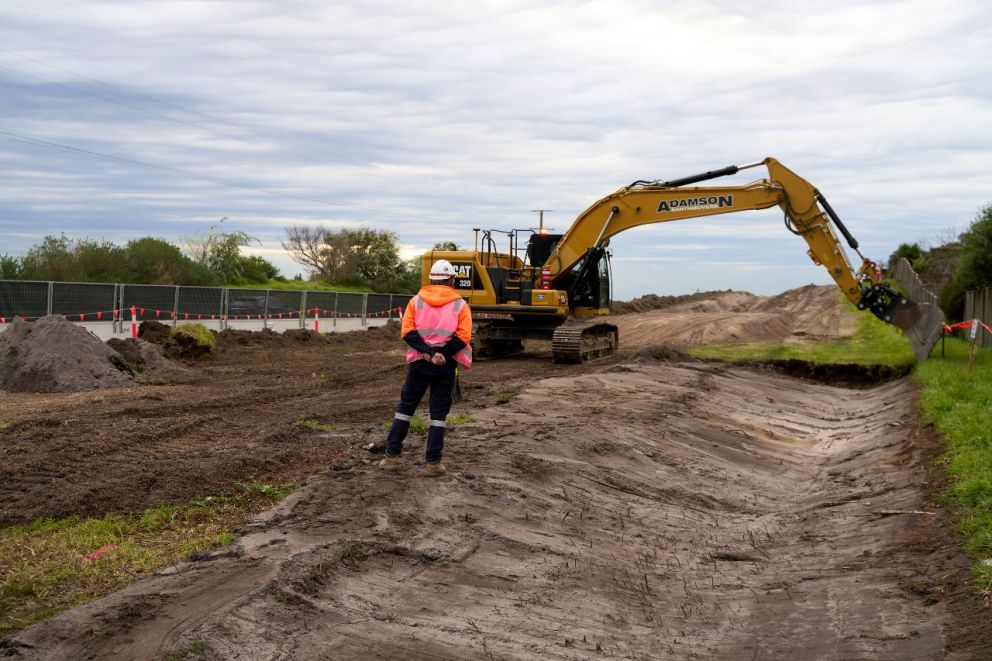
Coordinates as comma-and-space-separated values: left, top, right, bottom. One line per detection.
429, 259, 457, 281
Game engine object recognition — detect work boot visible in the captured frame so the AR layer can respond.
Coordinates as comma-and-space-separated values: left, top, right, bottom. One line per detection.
379, 455, 401, 471
425, 462, 446, 478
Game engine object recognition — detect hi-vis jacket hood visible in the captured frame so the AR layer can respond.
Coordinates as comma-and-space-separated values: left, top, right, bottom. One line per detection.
415, 285, 464, 308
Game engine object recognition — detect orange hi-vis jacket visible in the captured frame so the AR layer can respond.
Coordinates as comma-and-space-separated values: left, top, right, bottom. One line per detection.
402, 285, 472, 370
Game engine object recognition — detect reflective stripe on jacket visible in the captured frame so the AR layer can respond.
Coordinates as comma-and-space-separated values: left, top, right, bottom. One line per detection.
404, 295, 472, 369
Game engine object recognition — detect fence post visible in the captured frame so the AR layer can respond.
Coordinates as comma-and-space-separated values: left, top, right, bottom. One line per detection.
263, 290, 270, 330
46, 281, 53, 317
172, 286, 179, 328
221, 288, 228, 330
333, 293, 338, 329
362, 293, 368, 327
300, 291, 307, 329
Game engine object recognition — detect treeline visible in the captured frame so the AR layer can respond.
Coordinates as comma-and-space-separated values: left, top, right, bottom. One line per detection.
888, 202, 992, 320
1, 226, 426, 293
0, 231, 278, 286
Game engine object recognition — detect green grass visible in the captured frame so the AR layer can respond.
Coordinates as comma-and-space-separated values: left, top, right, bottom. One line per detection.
242, 279, 374, 293
915, 337, 992, 594
380, 413, 475, 436
494, 392, 515, 405
295, 417, 336, 431
0, 422, 8, 430
689, 303, 916, 367
0, 483, 294, 635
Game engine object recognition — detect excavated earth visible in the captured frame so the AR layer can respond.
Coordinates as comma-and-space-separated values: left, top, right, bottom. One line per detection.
1, 285, 990, 659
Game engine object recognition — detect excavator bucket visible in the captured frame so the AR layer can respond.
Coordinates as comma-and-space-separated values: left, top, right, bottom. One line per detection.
859, 284, 945, 362
889, 301, 945, 362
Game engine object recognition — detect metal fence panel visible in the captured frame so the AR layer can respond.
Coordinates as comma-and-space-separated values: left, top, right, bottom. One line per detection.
0, 280, 48, 320
121, 284, 178, 323
391, 295, 413, 318
1, 279, 418, 330
266, 290, 304, 318
176, 286, 224, 321
366, 293, 392, 318
305, 292, 337, 317
336, 292, 365, 318
51, 282, 117, 320
226, 288, 268, 318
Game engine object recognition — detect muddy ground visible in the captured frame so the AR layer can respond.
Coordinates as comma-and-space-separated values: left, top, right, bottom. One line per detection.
1, 285, 990, 659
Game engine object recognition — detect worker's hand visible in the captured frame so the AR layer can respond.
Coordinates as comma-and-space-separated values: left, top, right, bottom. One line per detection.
420, 352, 432, 362
431, 353, 446, 366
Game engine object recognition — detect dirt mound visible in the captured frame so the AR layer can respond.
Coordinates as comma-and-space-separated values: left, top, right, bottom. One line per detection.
611, 284, 859, 351
610, 290, 734, 314
0, 316, 135, 393
216, 327, 287, 349
283, 329, 329, 343
107, 338, 190, 380
137, 320, 171, 345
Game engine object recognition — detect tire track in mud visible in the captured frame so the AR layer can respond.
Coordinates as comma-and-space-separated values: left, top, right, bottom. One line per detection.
7, 360, 990, 659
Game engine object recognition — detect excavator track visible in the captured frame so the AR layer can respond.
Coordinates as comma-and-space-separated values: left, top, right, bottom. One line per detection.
552, 321, 619, 364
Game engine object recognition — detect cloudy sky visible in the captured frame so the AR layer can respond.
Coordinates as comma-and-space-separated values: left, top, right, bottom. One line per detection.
1, 0, 990, 299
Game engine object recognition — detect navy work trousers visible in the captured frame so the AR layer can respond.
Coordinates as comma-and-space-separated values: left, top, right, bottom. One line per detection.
385, 360, 456, 464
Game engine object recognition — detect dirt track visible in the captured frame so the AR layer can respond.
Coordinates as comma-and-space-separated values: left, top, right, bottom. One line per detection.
2, 286, 990, 658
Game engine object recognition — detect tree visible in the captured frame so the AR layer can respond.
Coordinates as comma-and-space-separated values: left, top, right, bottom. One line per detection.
18, 234, 75, 281
433, 241, 461, 251
941, 203, 992, 319
282, 225, 409, 290
184, 226, 280, 284
887, 242, 923, 270
125, 237, 213, 285
0, 254, 21, 279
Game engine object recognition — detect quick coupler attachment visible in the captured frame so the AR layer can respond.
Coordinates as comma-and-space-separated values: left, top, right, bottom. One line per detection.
858, 284, 945, 361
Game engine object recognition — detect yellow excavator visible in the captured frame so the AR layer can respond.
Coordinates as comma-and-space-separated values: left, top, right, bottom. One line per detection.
420, 157, 945, 363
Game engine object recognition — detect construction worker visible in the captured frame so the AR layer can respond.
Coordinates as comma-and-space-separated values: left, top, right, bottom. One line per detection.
379, 259, 472, 477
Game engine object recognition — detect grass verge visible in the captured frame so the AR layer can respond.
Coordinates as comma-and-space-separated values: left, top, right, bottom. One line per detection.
915, 336, 992, 597
689, 301, 916, 366
0, 483, 294, 635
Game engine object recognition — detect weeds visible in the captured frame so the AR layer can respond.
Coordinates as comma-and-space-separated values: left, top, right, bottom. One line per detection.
240, 481, 296, 500
448, 414, 476, 426
381, 414, 428, 436
0, 422, 8, 430
295, 416, 336, 431
495, 392, 515, 405
0, 483, 294, 635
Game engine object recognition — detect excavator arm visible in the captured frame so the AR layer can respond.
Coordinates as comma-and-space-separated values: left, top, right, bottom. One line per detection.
544, 157, 944, 360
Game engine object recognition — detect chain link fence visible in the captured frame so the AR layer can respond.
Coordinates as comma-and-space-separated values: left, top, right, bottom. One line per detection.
0, 280, 408, 336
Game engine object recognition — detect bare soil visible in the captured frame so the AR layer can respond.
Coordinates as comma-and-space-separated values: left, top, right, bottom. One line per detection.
1, 287, 990, 659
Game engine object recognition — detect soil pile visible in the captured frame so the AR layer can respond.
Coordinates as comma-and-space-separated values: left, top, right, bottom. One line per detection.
611, 284, 859, 351
137, 320, 171, 345
106, 338, 190, 380
0, 316, 134, 393
610, 290, 734, 314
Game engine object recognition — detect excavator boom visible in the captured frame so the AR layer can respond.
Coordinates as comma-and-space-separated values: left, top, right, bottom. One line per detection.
422, 157, 944, 362
541, 157, 944, 360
